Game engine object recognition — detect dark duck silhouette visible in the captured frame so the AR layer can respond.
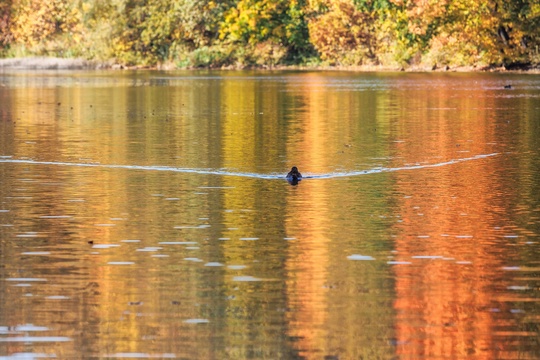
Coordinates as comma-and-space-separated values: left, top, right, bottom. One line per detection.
286, 166, 302, 185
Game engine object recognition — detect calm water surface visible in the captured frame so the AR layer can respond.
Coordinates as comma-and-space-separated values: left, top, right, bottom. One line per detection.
0, 70, 540, 359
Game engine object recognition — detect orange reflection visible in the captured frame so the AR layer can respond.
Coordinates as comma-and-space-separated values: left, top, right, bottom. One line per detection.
285, 75, 332, 357
1, 73, 538, 359
390, 86, 516, 359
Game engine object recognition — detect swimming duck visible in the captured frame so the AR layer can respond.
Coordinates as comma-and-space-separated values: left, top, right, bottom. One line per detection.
286, 166, 302, 185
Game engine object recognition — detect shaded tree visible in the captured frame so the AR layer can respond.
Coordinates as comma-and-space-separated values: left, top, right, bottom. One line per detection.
0, 0, 13, 50
492, 0, 540, 65
220, 0, 314, 65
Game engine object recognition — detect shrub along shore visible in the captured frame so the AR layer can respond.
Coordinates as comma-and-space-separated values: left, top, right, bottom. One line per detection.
0, 0, 539, 71
1, 56, 539, 73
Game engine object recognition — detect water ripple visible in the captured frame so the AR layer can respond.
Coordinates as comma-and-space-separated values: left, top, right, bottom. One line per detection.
0, 153, 498, 180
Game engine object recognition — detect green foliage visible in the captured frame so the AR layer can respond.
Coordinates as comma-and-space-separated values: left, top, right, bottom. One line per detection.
105, 0, 177, 65
281, 0, 316, 62
1, 0, 539, 68
219, 0, 314, 64
185, 46, 231, 68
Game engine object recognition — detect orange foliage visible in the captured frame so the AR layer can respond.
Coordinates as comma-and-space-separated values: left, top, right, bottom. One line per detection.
308, 0, 377, 65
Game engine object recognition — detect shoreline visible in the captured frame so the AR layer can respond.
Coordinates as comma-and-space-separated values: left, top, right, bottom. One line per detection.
1, 57, 539, 73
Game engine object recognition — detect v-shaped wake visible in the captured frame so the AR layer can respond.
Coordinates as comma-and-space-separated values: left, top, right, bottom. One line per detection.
0, 153, 498, 179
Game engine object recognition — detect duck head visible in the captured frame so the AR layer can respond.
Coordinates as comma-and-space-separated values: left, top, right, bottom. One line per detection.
286, 166, 302, 185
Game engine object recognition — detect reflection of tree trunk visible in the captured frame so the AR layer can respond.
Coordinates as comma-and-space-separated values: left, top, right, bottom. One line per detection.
498, 26, 510, 45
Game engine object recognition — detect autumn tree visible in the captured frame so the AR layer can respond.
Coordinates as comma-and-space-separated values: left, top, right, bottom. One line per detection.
492, 0, 540, 65
308, 0, 379, 65
219, 0, 314, 65
0, 0, 538, 67
432, 0, 500, 66
9, 0, 82, 55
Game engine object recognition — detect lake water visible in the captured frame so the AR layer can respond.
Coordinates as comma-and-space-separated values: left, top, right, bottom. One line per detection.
0, 70, 540, 359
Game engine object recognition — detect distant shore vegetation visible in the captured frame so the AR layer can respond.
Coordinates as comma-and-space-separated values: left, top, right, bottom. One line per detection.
0, 0, 539, 70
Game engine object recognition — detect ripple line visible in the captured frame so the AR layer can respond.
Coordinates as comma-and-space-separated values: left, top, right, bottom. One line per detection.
0, 153, 498, 180
308, 153, 499, 179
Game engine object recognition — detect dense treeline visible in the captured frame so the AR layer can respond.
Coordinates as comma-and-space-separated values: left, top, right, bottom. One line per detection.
0, 0, 539, 69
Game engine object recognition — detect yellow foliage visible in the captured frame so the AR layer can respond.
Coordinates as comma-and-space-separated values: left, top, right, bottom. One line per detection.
10, 0, 82, 53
